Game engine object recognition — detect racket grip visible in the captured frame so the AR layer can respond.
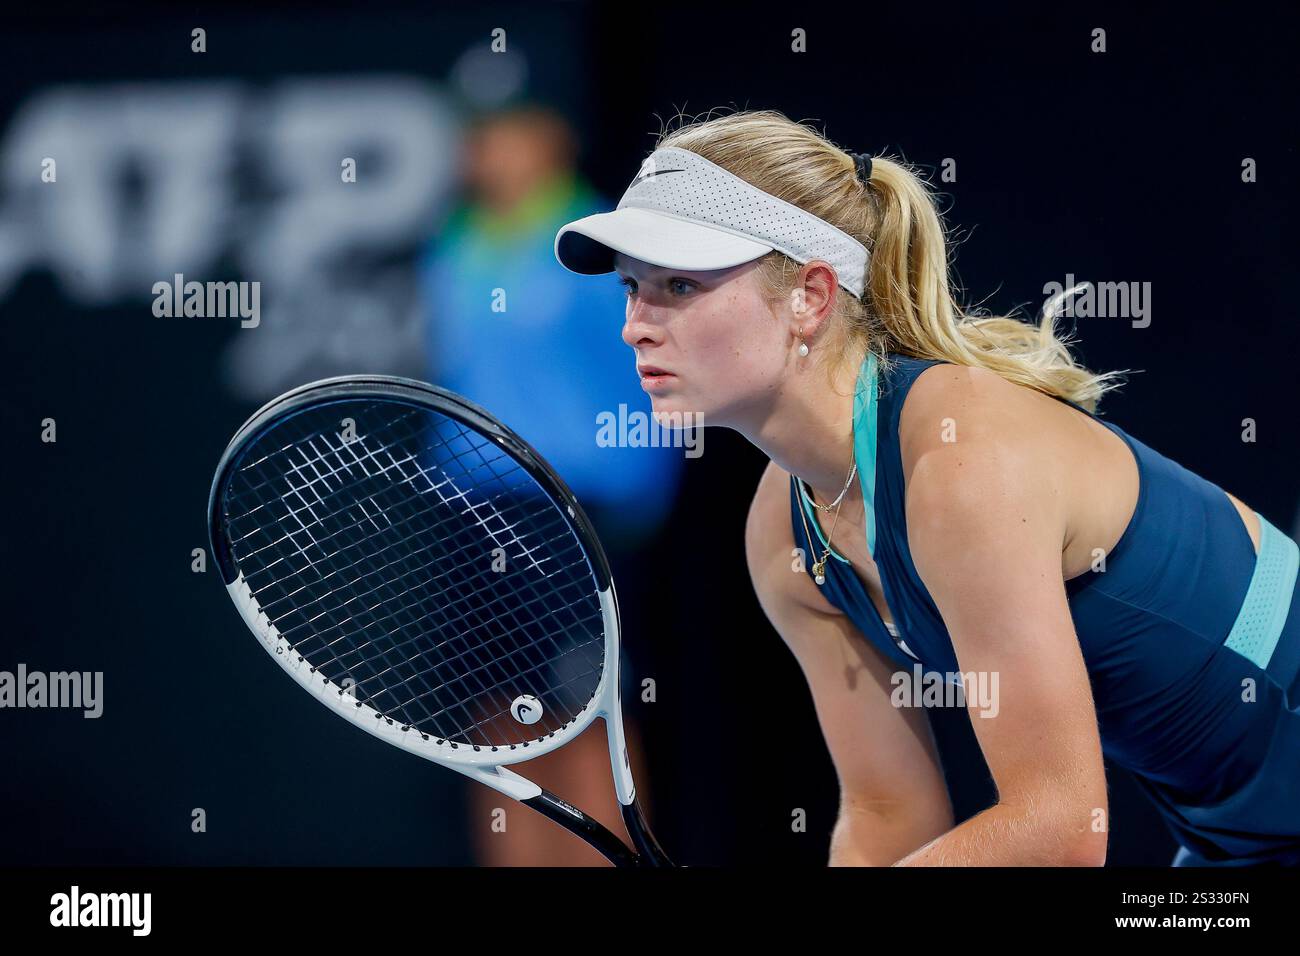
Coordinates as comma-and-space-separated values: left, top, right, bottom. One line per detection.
622, 799, 675, 867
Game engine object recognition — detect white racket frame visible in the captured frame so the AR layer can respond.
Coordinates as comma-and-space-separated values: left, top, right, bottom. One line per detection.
226, 572, 637, 806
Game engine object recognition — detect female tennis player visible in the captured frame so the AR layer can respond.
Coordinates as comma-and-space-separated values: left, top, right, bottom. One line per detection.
552, 110, 1300, 867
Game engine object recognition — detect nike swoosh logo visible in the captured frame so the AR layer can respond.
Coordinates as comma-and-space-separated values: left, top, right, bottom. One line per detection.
632, 167, 685, 186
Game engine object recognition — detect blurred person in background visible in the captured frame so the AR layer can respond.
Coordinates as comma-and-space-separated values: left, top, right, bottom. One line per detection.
419, 103, 685, 865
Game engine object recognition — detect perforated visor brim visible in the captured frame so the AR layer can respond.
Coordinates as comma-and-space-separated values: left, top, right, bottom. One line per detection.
554, 207, 773, 277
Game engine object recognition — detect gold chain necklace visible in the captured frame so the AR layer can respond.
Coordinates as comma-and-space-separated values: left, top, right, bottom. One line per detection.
793, 445, 858, 586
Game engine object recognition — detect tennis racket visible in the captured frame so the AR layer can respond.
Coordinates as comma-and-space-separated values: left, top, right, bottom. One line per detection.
208, 375, 673, 867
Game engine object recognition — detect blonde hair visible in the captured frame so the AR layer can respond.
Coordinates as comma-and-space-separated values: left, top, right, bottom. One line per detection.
656, 109, 1128, 413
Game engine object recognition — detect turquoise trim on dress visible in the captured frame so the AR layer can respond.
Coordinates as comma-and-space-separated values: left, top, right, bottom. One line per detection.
795, 351, 882, 564
853, 351, 880, 557
1223, 513, 1299, 669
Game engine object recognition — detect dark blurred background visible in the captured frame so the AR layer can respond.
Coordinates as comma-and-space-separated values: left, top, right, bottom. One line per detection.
0, 2, 1296, 866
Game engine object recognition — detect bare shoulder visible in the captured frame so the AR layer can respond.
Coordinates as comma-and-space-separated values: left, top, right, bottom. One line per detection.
896, 361, 1069, 490
744, 459, 841, 618
896, 362, 1077, 572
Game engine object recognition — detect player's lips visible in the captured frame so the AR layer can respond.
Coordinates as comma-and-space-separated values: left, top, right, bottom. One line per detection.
637, 365, 676, 390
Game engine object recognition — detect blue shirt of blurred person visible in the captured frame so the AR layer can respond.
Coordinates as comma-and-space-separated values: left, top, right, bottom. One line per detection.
419, 173, 684, 548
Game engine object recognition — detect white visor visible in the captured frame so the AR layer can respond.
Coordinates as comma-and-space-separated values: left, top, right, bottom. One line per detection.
554, 146, 869, 299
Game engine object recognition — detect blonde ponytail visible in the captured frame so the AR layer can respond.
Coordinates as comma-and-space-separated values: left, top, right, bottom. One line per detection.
657, 109, 1128, 413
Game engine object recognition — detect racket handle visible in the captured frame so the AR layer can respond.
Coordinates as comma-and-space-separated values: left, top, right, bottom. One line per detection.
523, 790, 641, 867
622, 799, 675, 868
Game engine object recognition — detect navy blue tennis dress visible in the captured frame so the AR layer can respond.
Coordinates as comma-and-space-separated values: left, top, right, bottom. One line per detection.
789, 351, 1300, 865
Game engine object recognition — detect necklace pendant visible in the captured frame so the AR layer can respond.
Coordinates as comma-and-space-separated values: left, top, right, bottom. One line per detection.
812, 558, 827, 586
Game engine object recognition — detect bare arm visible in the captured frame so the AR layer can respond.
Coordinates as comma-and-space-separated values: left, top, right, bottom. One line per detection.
745, 461, 953, 866
893, 370, 1109, 866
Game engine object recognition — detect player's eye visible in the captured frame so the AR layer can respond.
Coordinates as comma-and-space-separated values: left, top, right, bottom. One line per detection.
619, 276, 694, 297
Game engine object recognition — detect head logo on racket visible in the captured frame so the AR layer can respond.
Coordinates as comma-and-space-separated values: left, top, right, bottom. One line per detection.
511, 694, 543, 725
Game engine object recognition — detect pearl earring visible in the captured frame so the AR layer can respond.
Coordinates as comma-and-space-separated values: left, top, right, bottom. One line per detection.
797, 327, 810, 357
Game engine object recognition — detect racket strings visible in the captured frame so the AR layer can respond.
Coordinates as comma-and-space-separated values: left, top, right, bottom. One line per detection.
276, 486, 600, 749
284, 426, 598, 738
260, 432, 600, 718
253, 481, 577, 634
231, 410, 568, 618
253, 484, 577, 648
244, 421, 598, 743
231, 408, 509, 571
223, 400, 606, 748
